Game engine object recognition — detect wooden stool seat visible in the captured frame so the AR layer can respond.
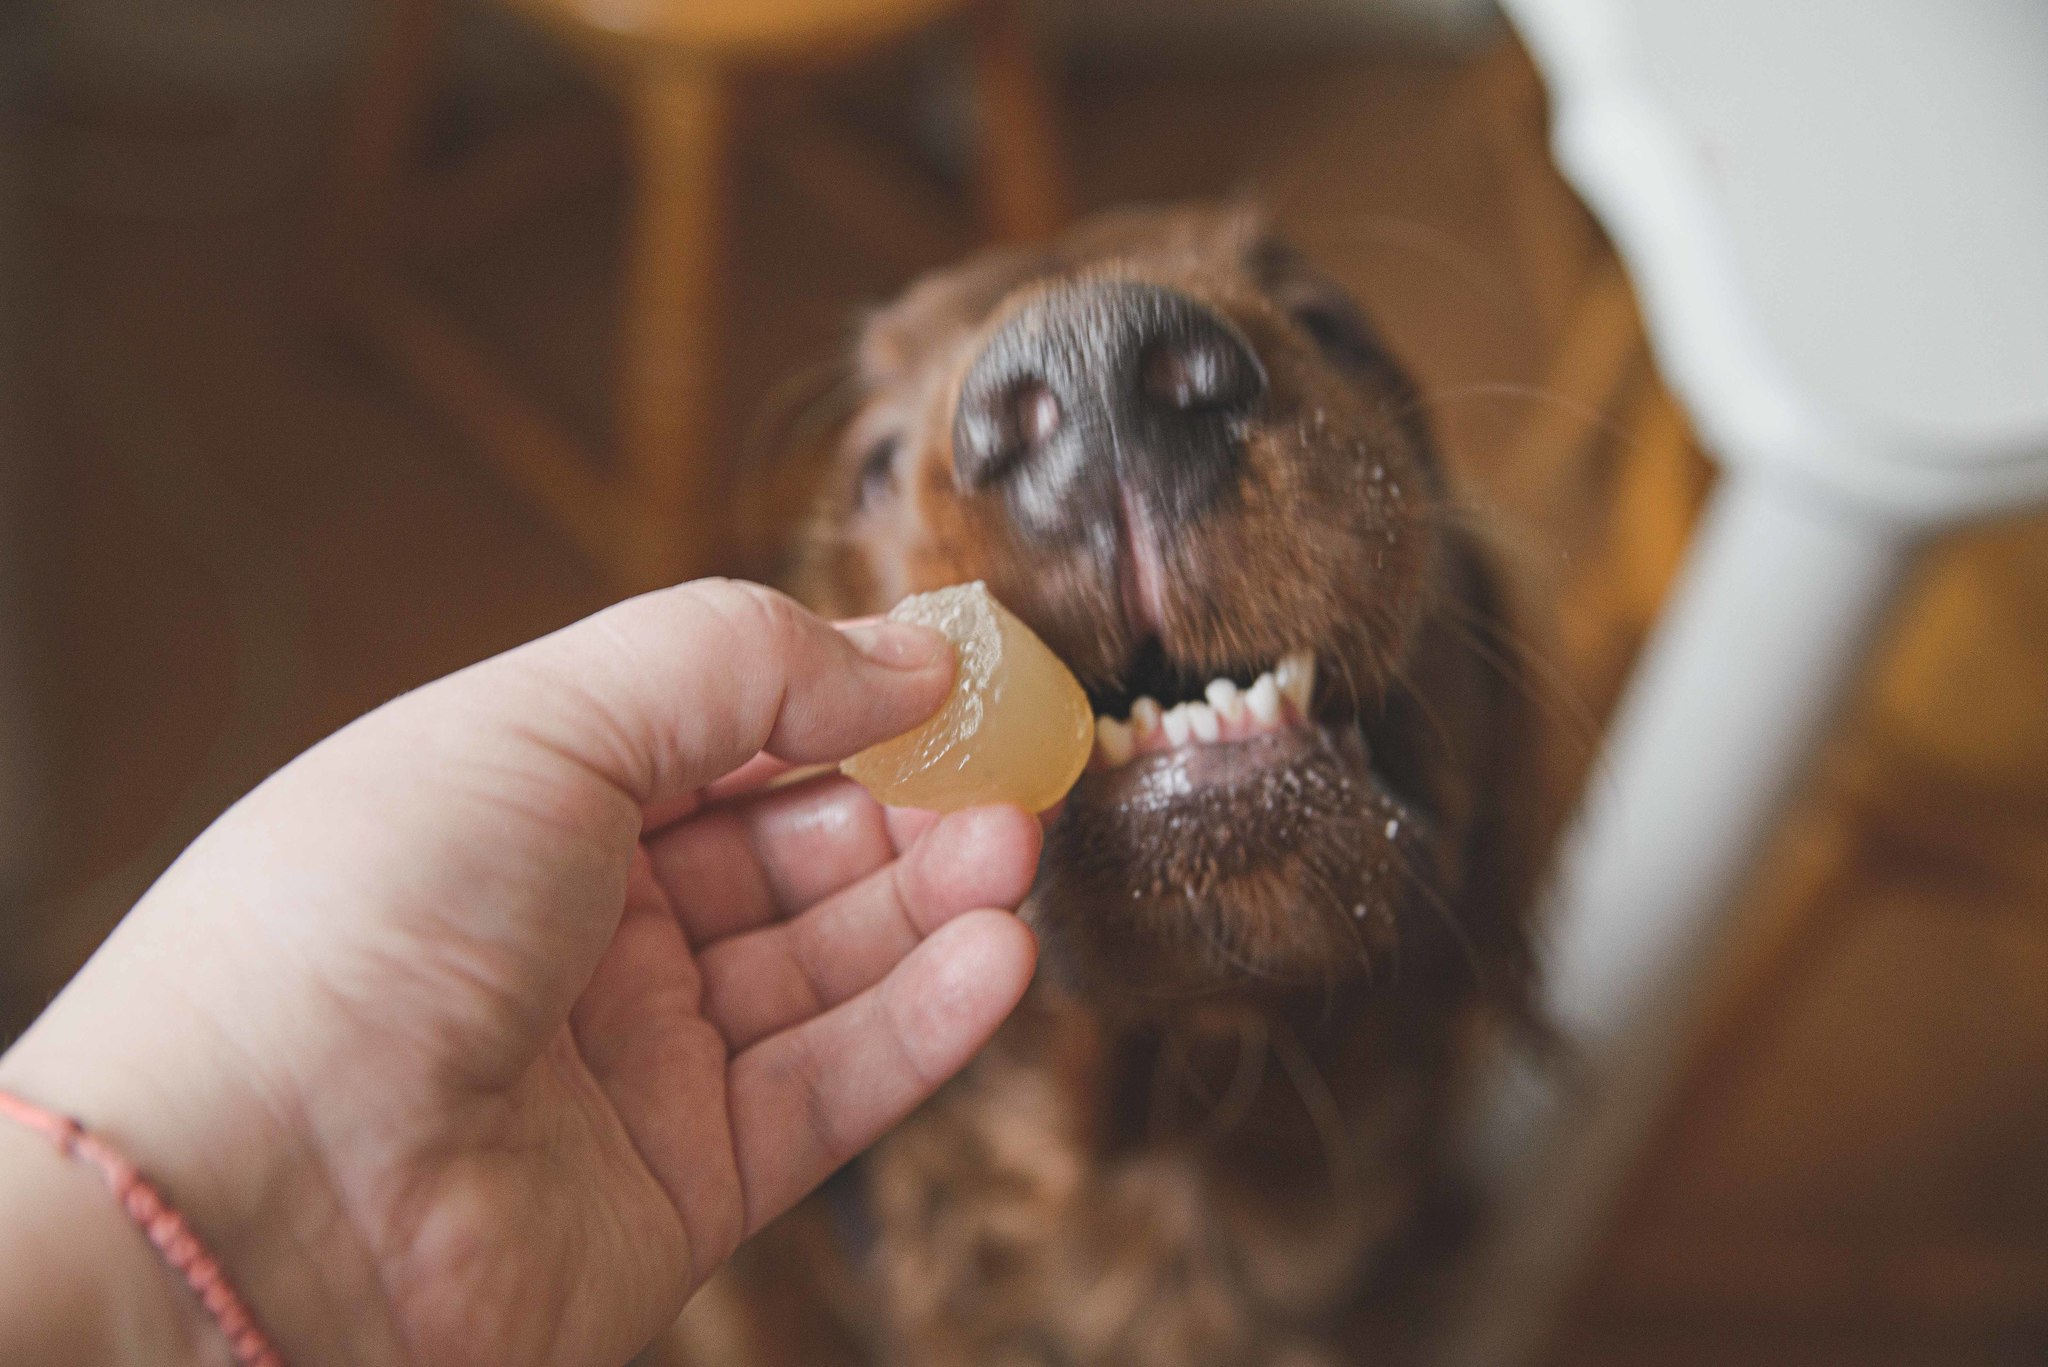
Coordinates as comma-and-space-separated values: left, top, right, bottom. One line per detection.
501, 0, 969, 58
326, 0, 1068, 591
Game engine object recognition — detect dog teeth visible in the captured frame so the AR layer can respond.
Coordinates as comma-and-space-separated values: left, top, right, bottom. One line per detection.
1161, 703, 1193, 748
1275, 650, 1315, 716
1087, 652, 1319, 770
1245, 674, 1282, 725
1095, 715, 1134, 768
1204, 678, 1244, 724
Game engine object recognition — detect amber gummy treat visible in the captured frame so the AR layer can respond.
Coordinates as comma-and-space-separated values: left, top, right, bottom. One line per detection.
842, 582, 1093, 813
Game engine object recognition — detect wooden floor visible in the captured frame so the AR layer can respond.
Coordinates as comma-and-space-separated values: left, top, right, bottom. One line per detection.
6, 30, 2047, 1366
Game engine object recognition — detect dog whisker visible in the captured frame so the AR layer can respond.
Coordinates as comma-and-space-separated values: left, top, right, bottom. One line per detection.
1384, 836, 1488, 992
1146, 1027, 1189, 1145
1269, 1016, 1365, 1208
1287, 212, 1519, 319
1393, 379, 1640, 454
768, 206, 1549, 1362
742, 357, 856, 478
1191, 1015, 1272, 1144
1431, 594, 1604, 762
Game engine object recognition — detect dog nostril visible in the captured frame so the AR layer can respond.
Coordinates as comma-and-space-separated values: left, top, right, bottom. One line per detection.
1013, 381, 1062, 446
1139, 334, 1261, 414
952, 283, 1263, 511
955, 374, 1065, 486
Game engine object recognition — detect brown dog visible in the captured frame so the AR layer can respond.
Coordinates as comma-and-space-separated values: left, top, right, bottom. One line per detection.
660, 204, 1550, 1367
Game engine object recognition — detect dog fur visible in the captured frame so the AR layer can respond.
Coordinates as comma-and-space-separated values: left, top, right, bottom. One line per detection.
657, 203, 1551, 1367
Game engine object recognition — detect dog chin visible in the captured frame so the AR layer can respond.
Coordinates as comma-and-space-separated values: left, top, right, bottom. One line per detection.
1033, 718, 1429, 1004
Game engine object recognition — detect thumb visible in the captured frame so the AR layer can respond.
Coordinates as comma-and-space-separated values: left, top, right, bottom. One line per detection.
394, 578, 952, 810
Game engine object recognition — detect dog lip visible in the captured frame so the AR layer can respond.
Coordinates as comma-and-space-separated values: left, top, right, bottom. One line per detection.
1067, 720, 1369, 811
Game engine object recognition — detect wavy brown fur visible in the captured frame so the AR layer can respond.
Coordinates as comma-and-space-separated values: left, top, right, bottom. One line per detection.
652, 204, 1552, 1367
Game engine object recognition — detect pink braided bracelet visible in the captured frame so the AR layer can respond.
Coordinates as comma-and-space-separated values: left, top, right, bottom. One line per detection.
0, 1089, 285, 1366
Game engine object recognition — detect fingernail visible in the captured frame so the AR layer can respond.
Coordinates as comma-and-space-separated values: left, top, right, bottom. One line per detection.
842, 621, 951, 671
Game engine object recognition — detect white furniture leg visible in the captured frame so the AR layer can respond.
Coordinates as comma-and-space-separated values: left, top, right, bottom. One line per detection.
1440, 465, 1920, 1365
1545, 466, 1916, 1046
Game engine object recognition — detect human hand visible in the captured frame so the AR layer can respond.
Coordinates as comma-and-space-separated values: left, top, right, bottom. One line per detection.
0, 580, 1042, 1367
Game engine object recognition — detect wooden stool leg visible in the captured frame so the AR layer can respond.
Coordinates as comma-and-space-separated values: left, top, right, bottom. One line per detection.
968, 0, 1071, 242
326, 0, 442, 283
616, 60, 732, 591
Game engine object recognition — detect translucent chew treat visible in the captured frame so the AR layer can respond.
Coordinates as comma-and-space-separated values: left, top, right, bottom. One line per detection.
841, 581, 1093, 813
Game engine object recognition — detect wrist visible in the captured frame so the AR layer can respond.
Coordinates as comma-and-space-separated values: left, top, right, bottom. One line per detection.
0, 962, 409, 1365
0, 1108, 231, 1366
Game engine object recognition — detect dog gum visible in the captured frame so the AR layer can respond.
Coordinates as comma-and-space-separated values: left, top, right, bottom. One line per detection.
842, 581, 1092, 813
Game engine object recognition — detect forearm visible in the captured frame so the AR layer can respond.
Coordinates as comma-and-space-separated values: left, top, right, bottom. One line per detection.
0, 1117, 229, 1367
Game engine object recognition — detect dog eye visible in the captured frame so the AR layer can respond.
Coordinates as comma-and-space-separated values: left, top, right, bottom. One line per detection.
855, 436, 899, 508
1291, 298, 1383, 373
1294, 301, 1361, 357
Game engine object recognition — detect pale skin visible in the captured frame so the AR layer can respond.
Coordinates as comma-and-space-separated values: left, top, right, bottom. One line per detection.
0, 579, 1044, 1367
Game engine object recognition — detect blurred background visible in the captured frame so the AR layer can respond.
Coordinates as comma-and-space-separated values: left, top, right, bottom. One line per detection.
3, 0, 2046, 1362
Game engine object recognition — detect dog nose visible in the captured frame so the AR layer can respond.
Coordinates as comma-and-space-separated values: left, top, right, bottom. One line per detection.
952, 281, 1265, 543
